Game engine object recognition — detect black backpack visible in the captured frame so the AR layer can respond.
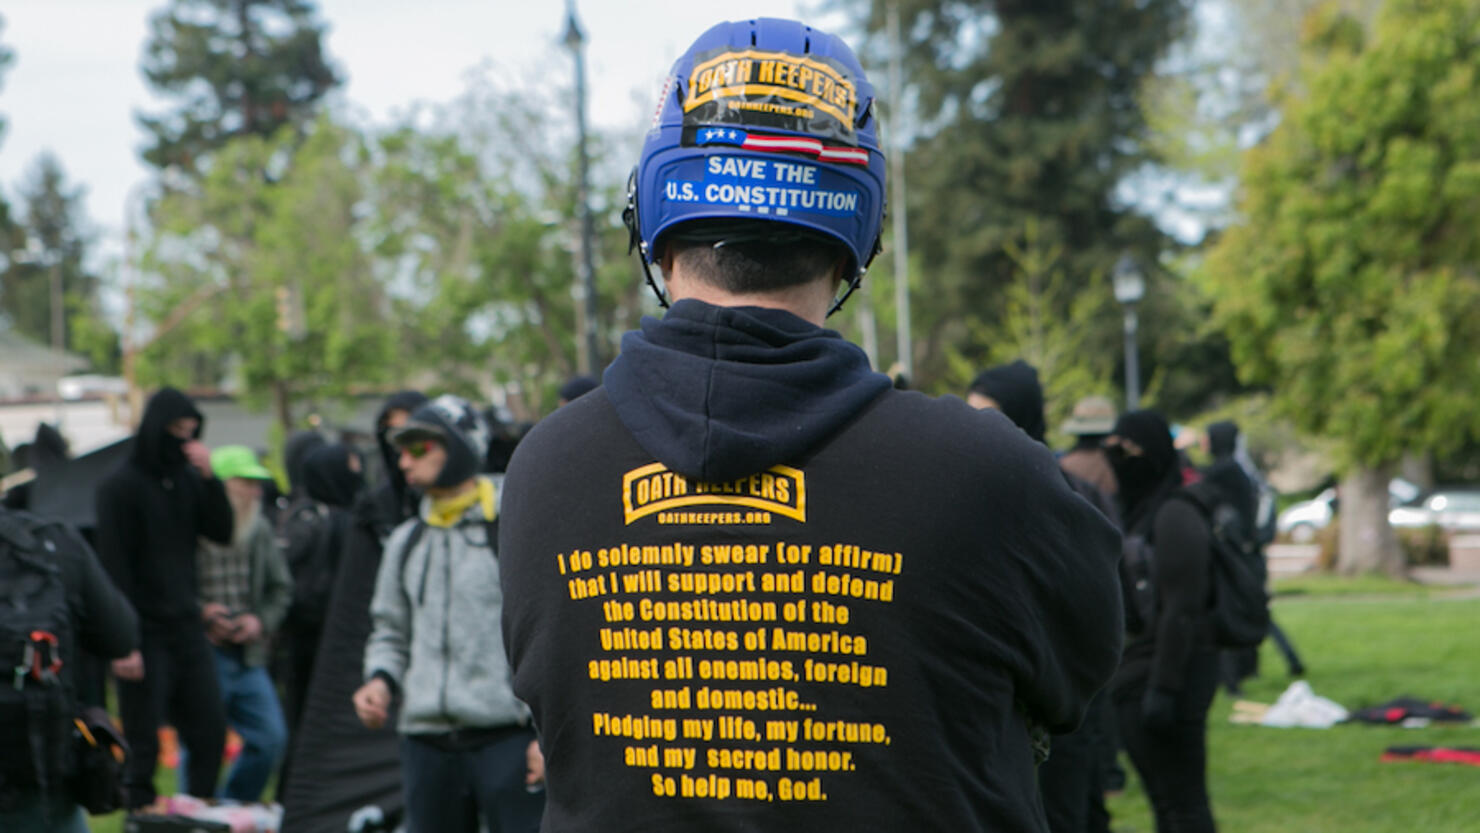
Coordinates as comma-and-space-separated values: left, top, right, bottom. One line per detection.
1119, 483, 1271, 649
0, 511, 77, 796
1177, 482, 1272, 649
278, 499, 340, 634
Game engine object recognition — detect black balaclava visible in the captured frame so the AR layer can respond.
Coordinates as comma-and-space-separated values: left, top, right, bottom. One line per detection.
302, 443, 366, 509
1108, 409, 1180, 528
131, 387, 204, 475
969, 360, 1046, 443
1206, 420, 1239, 460
393, 395, 490, 489
284, 430, 328, 497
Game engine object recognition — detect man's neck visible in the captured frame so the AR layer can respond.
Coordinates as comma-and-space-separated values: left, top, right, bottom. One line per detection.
664, 259, 840, 327
425, 478, 477, 501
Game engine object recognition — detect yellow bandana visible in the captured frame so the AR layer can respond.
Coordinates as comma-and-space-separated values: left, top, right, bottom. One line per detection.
425, 477, 497, 528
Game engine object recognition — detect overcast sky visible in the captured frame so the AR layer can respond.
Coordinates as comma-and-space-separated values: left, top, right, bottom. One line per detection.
0, 0, 839, 253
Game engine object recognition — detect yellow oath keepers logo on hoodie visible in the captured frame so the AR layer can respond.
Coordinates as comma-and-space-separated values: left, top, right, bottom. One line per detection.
621, 463, 805, 526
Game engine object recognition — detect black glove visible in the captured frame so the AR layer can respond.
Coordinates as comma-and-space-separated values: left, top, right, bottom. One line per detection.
1141, 687, 1179, 731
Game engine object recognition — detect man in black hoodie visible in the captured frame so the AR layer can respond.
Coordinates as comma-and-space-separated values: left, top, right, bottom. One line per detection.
1107, 411, 1218, 833
969, 361, 1118, 833
499, 18, 1122, 833
277, 391, 425, 831
95, 387, 234, 808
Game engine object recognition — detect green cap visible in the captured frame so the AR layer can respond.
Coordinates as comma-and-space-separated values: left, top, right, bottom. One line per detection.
211, 445, 273, 481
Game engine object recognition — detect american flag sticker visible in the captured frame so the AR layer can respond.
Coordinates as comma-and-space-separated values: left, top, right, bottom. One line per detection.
696, 127, 869, 166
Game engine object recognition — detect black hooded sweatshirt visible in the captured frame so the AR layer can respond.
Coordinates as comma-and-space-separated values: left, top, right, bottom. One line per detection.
1108, 411, 1214, 696
500, 300, 1123, 833
95, 388, 233, 626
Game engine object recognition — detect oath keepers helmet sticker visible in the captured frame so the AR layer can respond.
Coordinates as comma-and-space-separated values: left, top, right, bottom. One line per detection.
682, 47, 860, 144
623, 463, 806, 526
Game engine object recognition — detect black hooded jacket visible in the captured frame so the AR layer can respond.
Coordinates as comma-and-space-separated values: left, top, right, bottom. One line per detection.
500, 300, 1123, 833
1109, 411, 1214, 695
363, 390, 429, 538
94, 388, 233, 625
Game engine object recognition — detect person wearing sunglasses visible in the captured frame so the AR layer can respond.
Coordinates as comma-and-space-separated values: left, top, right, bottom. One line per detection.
352, 395, 542, 833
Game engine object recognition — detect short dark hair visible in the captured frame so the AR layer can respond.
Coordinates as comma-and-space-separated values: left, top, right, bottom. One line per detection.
668, 222, 847, 294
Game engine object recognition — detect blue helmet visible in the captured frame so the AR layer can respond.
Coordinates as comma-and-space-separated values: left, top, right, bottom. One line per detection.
623, 18, 886, 314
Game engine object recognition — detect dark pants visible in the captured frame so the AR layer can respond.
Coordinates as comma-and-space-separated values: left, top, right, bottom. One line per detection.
1115, 651, 1219, 833
1039, 689, 1112, 833
400, 729, 543, 833
115, 623, 227, 808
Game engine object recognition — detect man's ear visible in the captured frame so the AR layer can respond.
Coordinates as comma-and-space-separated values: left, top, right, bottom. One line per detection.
659, 243, 676, 278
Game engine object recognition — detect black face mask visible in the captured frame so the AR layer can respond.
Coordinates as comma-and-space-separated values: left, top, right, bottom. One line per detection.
1106, 445, 1166, 500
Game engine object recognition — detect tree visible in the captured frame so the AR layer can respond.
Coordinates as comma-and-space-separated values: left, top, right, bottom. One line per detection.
0, 154, 117, 368
137, 0, 339, 175
368, 69, 644, 417
1202, 0, 1480, 575
136, 119, 395, 430
846, 0, 1190, 393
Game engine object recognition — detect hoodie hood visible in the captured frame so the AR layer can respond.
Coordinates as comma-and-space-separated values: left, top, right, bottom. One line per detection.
131, 387, 203, 475
1206, 420, 1239, 459
302, 443, 365, 509
969, 360, 1046, 443
1109, 409, 1181, 529
284, 430, 328, 496
375, 390, 429, 501
603, 299, 891, 482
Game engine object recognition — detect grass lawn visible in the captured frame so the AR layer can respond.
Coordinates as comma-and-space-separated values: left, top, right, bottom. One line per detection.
85, 575, 1477, 832
1108, 575, 1480, 832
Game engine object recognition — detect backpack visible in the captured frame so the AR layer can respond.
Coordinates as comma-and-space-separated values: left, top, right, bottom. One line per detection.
1118, 483, 1271, 649
0, 511, 78, 796
278, 498, 341, 634
1175, 482, 1271, 649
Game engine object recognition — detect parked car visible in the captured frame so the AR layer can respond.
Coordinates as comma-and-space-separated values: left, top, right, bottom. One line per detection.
1277, 478, 1420, 543
1389, 489, 1480, 532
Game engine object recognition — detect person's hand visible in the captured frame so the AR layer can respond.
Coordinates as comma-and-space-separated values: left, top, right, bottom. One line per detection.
112, 650, 145, 681
525, 739, 545, 788
183, 440, 213, 478
1141, 687, 1179, 732
231, 613, 264, 644
353, 677, 392, 729
203, 604, 234, 645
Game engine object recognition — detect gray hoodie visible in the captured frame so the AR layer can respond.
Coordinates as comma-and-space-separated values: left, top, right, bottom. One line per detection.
363, 476, 528, 734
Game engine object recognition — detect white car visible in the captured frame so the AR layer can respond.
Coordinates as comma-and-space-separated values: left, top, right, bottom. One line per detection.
1388, 489, 1480, 532
1277, 479, 1420, 543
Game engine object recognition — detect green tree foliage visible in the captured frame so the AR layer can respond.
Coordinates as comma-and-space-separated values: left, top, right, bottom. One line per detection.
1203, 0, 1480, 572
848, 0, 1190, 392
941, 218, 1117, 437
368, 71, 644, 417
137, 0, 339, 175
136, 119, 395, 429
0, 154, 116, 368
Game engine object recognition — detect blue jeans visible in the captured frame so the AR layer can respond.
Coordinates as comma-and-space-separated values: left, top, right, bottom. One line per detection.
0, 793, 89, 833
401, 728, 543, 833
183, 647, 289, 801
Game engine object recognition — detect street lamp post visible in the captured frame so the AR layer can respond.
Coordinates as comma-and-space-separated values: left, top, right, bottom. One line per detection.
563, 1, 600, 376
1113, 254, 1145, 411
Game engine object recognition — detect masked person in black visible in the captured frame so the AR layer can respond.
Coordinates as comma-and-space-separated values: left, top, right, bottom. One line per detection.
1107, 410, 1218, 833
277, 443, 365, 792
970, 361, 1118, 833
1201, 422, 1303, 694
94, 387, 234, 808
498, 18, 1123, 833
278, 392, 426, 830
